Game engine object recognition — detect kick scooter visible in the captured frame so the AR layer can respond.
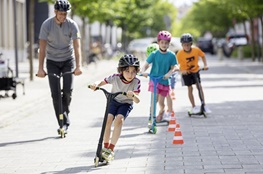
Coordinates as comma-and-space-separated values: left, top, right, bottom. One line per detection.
37, 71, 73, 138
88, 86, 126, 167
187, 68, 208, 118
141, 74, 169, 134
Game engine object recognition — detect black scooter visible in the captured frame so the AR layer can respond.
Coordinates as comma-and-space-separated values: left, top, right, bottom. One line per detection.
88, 86, 126, 167
187, 68, 208, 118
37, 71, 73, 138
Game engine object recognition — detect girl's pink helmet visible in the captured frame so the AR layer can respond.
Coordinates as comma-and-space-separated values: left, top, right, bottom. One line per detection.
157, 30, 172, 41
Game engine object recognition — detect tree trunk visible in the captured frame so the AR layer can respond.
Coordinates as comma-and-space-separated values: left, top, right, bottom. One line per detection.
260, 16, 263, 62
243, 21, 247, 35
28, 0, 35, 81
249, 18, 256, 61
81, 17, 86, 66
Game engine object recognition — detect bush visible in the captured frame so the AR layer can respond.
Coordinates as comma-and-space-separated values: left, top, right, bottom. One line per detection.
231, 45, 252, 58
231, 44, 263, 59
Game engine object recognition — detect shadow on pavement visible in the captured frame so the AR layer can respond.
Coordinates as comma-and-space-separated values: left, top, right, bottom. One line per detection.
40, 165, 95, 174
0, 136, 58, 147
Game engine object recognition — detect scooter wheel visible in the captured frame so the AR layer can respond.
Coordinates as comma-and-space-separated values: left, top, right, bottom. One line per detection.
153, 126, 157, 134
188, 111, 191, 117
12, 93, 17, 99
203, 112, 208, 118
94, 157, 99, 167
149, 126, 157, 134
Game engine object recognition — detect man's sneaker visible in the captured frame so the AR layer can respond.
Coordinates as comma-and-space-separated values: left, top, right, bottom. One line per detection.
191, 106, 200, 114
204, 106, 212, 114
57, 125, 68, 135
102, 148, 114, 161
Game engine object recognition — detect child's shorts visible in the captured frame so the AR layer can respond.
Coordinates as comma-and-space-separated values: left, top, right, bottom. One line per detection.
108, 99, 133, 120
148, 80, 170, 97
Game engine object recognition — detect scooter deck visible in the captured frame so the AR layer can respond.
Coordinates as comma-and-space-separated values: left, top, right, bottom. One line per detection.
156, 120, 169, 126
94, 156, 109, 167
188, 111, 207, 118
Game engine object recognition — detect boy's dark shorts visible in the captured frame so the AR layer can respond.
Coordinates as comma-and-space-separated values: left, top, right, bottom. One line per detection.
108, 100, 133, 120
182, 71, 201, 86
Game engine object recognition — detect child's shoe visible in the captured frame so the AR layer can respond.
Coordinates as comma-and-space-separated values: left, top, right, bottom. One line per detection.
156, 110, 165, 122
163, 112, 171, 121
191, 106, 200, 114
102, 148, 114, 161
204, 106, 212, 114
102, 147, 108, 153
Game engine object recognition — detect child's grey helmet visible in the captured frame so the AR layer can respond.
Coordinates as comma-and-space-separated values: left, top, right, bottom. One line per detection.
180, 33, 193, 43
54, 0, 71, 12
118, 54, 140, 67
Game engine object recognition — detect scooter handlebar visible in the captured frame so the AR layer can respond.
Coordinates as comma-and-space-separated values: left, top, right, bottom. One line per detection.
87, 85, 127, 96
36, 71, 74, 78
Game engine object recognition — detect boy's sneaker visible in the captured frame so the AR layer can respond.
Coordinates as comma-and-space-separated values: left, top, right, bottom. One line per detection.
191, 106, 200, 114
204, 106, 212, 114
102, 148, 114, 161
102, 147, 108, 153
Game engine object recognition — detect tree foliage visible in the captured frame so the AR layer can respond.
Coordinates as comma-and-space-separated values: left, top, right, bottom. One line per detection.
176, 0, 263, 38
42, 0, 177, 39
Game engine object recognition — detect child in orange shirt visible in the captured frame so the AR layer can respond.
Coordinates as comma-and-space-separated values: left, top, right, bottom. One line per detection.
176, 33, 211, 114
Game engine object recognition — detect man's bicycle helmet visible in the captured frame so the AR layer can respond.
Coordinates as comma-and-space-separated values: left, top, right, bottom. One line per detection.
118, 54, 140, 67
157, 30, 172, 41
54, 0, 71, 12
146, 43, 159, 56
180, 33, 193, 43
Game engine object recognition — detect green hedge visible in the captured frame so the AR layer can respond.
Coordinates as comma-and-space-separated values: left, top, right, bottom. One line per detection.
231, 44, 262, 59
231, 45, 252, 58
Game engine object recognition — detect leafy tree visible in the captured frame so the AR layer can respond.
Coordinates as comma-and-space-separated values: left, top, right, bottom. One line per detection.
177, 0, 232, 38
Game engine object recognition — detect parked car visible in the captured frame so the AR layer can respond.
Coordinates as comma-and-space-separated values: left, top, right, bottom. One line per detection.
169, 37, 182, 54
127, 37, 156, 59
227, 33, 249, 46
196, 37, 216, 55
128, 37, 182, 59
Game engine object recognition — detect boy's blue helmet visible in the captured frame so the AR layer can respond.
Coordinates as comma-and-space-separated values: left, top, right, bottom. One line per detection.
118, 54, 140, 67
54, 0, 71, 12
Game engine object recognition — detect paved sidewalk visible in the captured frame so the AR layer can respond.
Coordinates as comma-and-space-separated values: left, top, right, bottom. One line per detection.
0, 59, 117, 128
0, 55, 263, 174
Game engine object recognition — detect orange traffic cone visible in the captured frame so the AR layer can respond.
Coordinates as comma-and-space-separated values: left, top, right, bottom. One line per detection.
172, 123, 184, 144
170, 111, 175, 117
167, 116, 177, 132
